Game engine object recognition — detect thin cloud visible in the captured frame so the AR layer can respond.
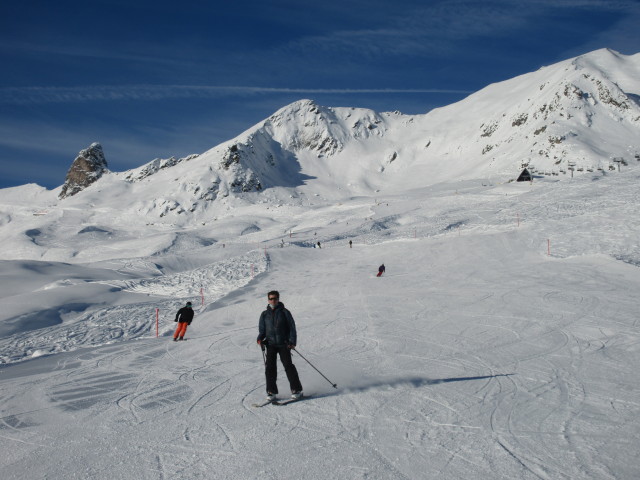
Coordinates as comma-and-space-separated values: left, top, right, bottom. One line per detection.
277, 0, 640, 60
0, 85, 474, 105
0, 41, 177, 65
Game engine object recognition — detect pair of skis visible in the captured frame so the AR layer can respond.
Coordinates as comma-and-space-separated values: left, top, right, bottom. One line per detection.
252, 394, 309, 407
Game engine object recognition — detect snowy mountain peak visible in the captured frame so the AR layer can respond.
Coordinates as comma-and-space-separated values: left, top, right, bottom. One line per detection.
571, 48, 634, 77
3, 48, 640, 225
418, 48, 640, 177
260, 99, 388, 156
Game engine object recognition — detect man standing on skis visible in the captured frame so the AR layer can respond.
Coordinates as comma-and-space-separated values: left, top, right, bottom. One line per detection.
173, 301, 194, 341
256, 291, 303, 401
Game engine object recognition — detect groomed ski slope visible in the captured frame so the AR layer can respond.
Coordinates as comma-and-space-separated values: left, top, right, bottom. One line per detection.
1, 171, 640, 479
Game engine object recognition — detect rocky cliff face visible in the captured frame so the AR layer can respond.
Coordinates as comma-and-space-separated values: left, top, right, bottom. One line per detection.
59, 143, 109, 199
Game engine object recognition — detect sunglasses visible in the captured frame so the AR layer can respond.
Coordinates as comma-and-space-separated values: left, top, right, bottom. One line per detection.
268, 297, 278, 301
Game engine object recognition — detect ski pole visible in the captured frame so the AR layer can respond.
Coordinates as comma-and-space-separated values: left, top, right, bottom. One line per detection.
292, 347, 337, 389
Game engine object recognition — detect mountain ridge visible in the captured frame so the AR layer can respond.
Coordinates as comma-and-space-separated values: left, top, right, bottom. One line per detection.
2, 48, 639, 223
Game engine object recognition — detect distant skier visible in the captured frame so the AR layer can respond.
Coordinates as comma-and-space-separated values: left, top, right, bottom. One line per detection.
349, 240, 352, 248
376, 264, 385, 277
317, 241, 321, 249
173, 301, 194, 341
256, 290, 303, 401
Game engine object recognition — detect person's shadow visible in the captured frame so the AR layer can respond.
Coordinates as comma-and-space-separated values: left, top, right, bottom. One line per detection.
311, 374, 514, 399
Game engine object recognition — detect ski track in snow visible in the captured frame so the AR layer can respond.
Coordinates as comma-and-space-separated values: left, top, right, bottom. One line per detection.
1, 171, 640, 478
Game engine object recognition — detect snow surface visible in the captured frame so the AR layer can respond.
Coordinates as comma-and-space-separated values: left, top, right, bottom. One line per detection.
1, 47, 639, 479
1, 164, 640, 479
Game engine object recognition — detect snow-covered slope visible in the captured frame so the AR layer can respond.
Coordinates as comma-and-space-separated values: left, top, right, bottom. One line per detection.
1, 163, 640, 479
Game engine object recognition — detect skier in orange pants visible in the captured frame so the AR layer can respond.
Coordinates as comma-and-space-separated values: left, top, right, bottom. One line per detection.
173, 301, 194, 341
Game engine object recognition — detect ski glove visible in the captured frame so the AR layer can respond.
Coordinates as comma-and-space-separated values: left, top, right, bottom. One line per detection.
287, 344, 296, 349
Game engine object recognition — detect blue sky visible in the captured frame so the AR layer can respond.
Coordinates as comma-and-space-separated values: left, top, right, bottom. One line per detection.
1, 0, 639, 189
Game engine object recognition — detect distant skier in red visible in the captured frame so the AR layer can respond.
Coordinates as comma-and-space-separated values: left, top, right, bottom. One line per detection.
173, 301, 194, 341
376, 264, 385, 277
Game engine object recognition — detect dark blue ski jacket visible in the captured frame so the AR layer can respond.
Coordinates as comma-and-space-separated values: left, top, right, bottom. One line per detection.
257, 302, 297, 347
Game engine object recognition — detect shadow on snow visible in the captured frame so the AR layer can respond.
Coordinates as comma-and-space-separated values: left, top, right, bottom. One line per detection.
312, 374, 514, 399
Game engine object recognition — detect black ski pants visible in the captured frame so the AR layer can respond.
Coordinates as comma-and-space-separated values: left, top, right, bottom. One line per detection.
265, 345, 302, 394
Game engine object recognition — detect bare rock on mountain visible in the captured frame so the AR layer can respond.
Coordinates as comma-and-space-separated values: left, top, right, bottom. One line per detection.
59, 143, 109, 199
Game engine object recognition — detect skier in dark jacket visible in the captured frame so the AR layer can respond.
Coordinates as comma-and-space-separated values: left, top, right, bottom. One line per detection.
256, 290, 303, 401
377, 263, 385, 277
173, 301, 194, 341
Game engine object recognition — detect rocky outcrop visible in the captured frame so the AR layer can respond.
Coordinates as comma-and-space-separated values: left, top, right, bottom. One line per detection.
124, 154, 200, 182
59, 143, 109, 199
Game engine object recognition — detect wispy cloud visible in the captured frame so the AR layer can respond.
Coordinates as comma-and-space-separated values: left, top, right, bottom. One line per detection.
275, 2, 522, 59
277, 0, 640, 60
0, 85, 474, 105
0, 41, 177, 64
